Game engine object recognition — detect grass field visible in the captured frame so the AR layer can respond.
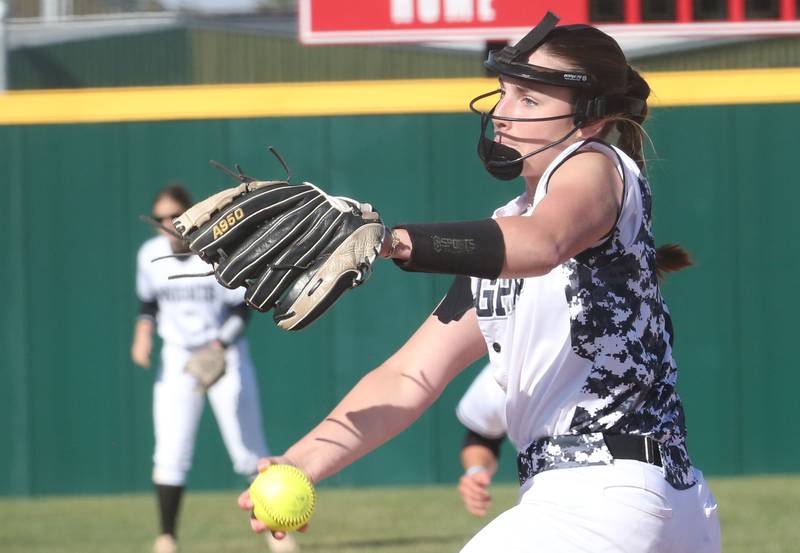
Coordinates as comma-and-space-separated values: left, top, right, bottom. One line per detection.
1, 475, 799, 553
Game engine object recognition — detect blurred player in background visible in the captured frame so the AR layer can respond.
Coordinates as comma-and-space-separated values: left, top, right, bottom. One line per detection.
131, 184, 296, 553
456, 363, 507, 517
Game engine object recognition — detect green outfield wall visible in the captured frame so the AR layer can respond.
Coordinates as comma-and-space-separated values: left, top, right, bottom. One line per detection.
1, 101, 798, 496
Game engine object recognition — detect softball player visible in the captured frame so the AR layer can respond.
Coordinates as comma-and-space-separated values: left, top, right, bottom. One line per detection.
456, 363, 507, 517
132, 185, 296, 553
240, 13, 721, 553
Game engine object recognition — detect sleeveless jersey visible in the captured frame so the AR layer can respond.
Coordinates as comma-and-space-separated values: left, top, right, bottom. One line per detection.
471, 139, 695, 490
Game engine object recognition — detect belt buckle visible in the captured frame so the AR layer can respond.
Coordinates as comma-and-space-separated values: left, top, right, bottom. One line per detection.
643, 437, 661, 466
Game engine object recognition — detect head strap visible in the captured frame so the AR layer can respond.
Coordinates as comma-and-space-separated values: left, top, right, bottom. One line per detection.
485, 11, 593, 89
580, 95, 647, 122
494, 11, 560, 64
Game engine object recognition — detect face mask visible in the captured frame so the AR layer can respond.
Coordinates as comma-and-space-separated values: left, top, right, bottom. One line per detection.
472, 90, 582, 181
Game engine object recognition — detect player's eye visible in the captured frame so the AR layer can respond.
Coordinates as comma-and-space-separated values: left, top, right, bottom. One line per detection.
522, 96, 538, 106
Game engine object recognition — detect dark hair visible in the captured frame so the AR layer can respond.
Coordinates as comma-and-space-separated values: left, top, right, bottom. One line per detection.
540, 26, 649, 169
542, 28, 692, 278
153, 183, 193, 210
655, 244, 693, 280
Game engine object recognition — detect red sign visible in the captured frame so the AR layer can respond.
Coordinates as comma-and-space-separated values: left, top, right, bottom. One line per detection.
298, 0, 586, 44
298, 0, 800, 45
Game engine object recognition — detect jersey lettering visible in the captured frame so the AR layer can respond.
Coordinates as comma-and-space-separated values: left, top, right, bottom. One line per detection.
156, 285, 216, 302
474, 278, 523, 319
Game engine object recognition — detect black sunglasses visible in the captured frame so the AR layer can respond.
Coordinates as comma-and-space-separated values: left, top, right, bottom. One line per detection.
153, 212, 183, 222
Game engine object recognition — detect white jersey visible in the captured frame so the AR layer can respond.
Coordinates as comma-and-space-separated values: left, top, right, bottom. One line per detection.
136, 235, 246, 349
472, 139, 694, 490
456, 363, 507, 439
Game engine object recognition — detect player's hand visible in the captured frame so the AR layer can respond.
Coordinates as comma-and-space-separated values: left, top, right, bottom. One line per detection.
131, 333, 152, 369
237, 456, 311, 539
209, 339, 225, 350
459, 468, 493, 516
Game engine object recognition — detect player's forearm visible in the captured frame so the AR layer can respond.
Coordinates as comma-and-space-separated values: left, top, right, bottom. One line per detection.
131, 318, 155, 368
217, 303, 249, 346
461, 445, 498, 476
285, 312, 485, 483
133, 317, 154, 338
284, 361, 442, 484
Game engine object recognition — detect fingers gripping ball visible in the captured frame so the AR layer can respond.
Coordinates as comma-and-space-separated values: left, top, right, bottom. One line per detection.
249, 465, 316, 532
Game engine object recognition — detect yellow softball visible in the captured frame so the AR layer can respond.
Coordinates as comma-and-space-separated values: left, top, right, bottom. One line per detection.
249, 464, 316, 532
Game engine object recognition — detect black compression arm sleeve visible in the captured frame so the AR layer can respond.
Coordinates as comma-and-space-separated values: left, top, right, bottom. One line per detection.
138, 300, 158, 321
393, 219, 505, 279
229, 302, 252, 322
463, 428, 504, 459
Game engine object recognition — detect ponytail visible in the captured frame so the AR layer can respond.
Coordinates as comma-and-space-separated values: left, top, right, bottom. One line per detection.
655, 243, 692, 280
615, 66, 650, 170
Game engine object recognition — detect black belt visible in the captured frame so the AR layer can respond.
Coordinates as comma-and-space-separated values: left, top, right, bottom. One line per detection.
516, 432, 665, 485
603, 433, 663, 467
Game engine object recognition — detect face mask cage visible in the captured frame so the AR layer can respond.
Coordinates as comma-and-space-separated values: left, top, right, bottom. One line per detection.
472, 96, 582, 180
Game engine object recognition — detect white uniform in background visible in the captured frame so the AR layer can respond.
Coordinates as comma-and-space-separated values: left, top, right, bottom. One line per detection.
461, 140, 721, 553
456, 363, 507, 440
137, 235, 268, 486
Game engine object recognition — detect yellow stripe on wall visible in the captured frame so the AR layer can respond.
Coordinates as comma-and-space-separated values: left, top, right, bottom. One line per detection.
0, 68, 798, 125
0, 79, 494, 125
647, 67, 800, 107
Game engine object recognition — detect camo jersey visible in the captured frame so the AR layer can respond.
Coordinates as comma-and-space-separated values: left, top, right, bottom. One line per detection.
472, 139, 695, 490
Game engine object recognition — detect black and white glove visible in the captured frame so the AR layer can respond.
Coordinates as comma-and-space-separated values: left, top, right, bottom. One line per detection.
173, 169, 384, 331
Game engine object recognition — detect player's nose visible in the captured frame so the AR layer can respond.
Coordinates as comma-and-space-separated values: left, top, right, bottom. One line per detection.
492, 115, 512, 135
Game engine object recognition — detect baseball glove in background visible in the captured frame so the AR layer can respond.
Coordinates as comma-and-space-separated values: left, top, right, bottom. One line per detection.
173, 153, 385, 331
185, 345, 226, 393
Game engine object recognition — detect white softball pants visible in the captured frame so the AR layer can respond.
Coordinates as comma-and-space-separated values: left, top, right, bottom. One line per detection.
460, 460, 721, 553
152, 341, 269, 486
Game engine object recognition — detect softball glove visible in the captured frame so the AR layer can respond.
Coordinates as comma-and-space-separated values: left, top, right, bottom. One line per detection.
185, 345, 226, 393
173, 156, 385, 331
